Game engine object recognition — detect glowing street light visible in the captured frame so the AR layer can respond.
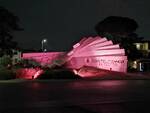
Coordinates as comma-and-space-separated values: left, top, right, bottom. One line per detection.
41, 38, 47, 52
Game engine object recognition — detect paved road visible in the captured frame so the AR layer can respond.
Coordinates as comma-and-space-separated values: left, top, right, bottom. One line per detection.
0, 79, 150, 113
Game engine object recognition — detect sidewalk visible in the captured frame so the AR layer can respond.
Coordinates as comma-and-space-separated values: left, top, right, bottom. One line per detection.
0, 78, 28, 83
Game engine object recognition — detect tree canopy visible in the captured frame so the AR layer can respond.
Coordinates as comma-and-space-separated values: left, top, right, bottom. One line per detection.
95, 16, 143, 60
95, 16, 138, 36
0, 6, 22, 57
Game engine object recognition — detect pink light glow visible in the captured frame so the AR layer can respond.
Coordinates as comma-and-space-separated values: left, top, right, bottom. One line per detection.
72, 66, 128, 79
74, 66, 108, 77
33, 70, 43, 79
73, 69, 78, 75
16, 68, 44, 79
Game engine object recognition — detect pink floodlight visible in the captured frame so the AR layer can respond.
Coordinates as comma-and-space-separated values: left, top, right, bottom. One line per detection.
16, 68, 43, 79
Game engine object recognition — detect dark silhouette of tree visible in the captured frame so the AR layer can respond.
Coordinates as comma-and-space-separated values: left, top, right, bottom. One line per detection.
95, 16, 138, 36
95, 16, 143, 60
0, 6, 22, 57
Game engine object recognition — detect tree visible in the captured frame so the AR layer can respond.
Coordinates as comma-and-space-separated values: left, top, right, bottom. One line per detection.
95, 16, 143, 60
95, 16, 138, 37
0, 6, 22, 57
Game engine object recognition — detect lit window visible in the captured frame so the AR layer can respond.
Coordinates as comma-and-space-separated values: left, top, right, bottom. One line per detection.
136, 44, 140, 50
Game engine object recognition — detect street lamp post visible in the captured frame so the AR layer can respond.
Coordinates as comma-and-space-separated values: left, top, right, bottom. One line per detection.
41, 38, 47, 52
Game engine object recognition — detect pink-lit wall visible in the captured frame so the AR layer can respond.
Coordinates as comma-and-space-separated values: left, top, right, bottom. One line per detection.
22, 52, 65, 65
67, 56, 127, 72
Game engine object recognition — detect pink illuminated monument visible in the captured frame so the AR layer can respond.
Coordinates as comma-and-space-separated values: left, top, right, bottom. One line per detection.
66, 36, 128, 73
21, 36, 127, 79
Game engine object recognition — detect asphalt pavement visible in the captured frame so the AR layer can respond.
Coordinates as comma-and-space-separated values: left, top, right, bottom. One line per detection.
0, 79, 150, 113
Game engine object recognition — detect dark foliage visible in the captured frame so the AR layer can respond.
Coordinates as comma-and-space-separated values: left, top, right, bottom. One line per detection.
0, 68, 16, 80
95, 16, 143, 60
38, 69, 81, 79
95, 16, 138, 36
13, 59, 41, 69
0, 6, 22, 57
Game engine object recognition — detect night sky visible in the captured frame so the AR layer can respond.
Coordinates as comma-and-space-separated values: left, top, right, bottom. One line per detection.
0, 0, 150, 51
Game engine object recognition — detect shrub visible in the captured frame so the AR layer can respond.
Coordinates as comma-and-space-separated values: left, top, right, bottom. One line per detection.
13, 59, 41, 69
0, 55, 12, 67
38, 69, 81, 79
0, 67, 16, 80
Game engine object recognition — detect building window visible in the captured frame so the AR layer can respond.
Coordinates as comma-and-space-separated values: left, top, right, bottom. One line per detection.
140, 44, 144, 50
148, 43, 150, 49
136, 43, 140, 50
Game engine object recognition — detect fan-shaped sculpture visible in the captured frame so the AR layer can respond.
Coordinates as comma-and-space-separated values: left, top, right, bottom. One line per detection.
21, 36, 127, 79
66, 36, 127, 72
